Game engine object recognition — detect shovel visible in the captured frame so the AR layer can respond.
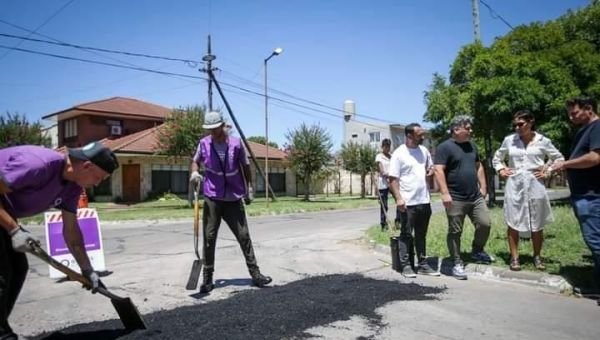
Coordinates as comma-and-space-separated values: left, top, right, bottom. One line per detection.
28, 241, 147, 331
185, 182, 203, 290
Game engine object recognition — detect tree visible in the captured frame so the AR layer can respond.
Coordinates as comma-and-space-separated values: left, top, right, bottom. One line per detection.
0, 112, 51, 148
285, 123, 332, 201
423, 1, 600, 205
340, 141, 378, 198
156, 105, 206, 159
247, 136, 279, 149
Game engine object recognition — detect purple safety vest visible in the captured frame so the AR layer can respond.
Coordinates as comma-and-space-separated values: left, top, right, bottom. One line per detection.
198, 135, 247, 200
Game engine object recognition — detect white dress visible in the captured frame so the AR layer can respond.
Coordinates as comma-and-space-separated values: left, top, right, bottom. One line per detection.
492, 133, 564, 232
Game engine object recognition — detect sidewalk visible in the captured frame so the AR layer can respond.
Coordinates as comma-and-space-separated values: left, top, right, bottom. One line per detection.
370, 242, 574, 294
371, 188, 575, 294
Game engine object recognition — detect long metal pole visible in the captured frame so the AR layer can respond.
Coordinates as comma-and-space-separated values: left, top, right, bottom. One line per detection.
264, 58, 270, 207
208, 68, 277, 201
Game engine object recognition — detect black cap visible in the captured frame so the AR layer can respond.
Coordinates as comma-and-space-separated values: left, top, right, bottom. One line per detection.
68, 141, 119, 174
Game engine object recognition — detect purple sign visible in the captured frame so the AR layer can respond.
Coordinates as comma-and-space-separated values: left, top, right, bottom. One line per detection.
47, 217, 102, 256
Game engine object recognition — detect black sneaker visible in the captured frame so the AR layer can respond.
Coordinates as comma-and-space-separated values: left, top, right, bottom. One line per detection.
418, 263, 440, 276
401, 265, 417, 278
471, 251, 494, 264
251, 272, 272, 287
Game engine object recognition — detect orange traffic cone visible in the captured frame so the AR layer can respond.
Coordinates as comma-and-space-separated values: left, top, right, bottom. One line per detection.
78, 189, 89, 208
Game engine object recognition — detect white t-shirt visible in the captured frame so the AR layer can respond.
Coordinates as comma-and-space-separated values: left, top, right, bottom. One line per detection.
388, 144, 433, 206
375, 152, 391, 190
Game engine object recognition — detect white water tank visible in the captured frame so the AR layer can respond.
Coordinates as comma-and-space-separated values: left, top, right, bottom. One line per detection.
343, 100, 355, 122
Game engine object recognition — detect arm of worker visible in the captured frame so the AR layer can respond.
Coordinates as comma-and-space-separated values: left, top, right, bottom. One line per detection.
552, 150, 600, 171
189, 143, 204, 187
239, 147, 254, 204
552, 123, 600, 171
62, 210, 104, 293
476, 161, 487, 198
0, 178, 41, 252
434, 165, 452, 209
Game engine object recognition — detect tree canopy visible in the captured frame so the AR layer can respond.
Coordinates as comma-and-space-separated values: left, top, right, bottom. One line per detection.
285, 123, 332, 201
156, 105, 206, 160
424, 1, 600, 156
0, 112, 51, 148
340, 141, 378, 198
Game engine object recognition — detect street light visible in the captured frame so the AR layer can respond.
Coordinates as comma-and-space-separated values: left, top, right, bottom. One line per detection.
264, 47, 283, 207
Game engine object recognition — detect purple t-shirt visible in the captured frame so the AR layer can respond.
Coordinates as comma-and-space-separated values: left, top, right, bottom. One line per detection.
0, 145, 81, 218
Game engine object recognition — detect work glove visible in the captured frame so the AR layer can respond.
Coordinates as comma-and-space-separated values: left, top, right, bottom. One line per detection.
189, 171, 204, 186
10, 226, 41, 253
244, 186, 254, 205
82, 269, 106, 294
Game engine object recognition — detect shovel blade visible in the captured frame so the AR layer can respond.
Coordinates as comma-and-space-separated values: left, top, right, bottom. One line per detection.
110, 296, 147, 330
185, 260, 203, 290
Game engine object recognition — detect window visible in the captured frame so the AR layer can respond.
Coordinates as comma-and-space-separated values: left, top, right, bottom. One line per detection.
369, 131, 381, 143
64, 119, 77, 138
255, 168, 286, 193
351, 133, 358, 138
151, 164, 189, 194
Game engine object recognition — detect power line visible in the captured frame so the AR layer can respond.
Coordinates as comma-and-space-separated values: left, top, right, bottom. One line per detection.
1, 30, 395, 124
479, 0, 514, 30
0, 44, 392, 128
0, 32, 199, 66
0, 44, 207, 81
0, 0, 76, 61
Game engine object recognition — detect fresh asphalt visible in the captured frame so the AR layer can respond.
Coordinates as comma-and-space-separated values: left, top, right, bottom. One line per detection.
12, 191, 597, 339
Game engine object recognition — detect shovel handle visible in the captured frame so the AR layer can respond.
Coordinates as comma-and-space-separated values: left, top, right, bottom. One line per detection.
27, 241, 123, 300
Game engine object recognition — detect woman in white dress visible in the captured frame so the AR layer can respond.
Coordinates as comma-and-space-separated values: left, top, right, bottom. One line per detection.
492, 110, 564, 271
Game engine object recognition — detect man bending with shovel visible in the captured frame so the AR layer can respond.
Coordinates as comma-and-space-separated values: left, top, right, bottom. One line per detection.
0, 141, 118, 340
190, 111, 272, 294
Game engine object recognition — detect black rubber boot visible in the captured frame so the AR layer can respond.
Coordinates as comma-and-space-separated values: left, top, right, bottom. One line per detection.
199, 269, 214, 293
250, 269, 272, 287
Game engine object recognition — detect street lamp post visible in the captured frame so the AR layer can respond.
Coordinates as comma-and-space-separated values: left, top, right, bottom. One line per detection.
264, 47, 283, 207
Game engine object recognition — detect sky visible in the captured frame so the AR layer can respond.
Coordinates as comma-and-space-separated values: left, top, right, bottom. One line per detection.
0, 0, 592, 150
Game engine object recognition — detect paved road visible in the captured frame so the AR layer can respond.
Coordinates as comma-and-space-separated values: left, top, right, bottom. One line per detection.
13, 199, 597, 339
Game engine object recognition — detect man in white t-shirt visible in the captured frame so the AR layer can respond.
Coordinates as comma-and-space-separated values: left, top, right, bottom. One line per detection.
375, 139, 397, 230
389, 123, 438, 277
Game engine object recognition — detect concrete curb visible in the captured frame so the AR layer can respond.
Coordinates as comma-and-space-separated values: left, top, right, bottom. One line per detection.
370, 242, 573, 295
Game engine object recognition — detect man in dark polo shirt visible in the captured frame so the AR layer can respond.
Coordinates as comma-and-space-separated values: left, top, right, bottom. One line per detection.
0, 141, 118, 340
552, 96, 600, 304
434, 115, 492, 280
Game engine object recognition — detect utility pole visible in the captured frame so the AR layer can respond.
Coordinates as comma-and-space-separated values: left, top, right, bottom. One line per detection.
201, 35, 217, 111
472, 0, 481, 42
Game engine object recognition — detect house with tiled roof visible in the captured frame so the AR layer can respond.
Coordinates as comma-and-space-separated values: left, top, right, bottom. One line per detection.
46, 97, 293, 202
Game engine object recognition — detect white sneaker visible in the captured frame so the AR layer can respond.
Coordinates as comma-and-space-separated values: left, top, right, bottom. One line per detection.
452, 264, 467, 280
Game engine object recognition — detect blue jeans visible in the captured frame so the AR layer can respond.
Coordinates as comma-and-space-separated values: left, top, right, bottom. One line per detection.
571, 195, 600, 288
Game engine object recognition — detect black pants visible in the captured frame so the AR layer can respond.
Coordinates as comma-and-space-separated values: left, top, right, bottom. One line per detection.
399, 203, 432, 263
0, 228, 28, 337
202, 198, 259, 273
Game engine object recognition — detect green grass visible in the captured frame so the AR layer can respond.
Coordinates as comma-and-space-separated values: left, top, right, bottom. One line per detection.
20, 194, 380, 224
367, 205, 595, 286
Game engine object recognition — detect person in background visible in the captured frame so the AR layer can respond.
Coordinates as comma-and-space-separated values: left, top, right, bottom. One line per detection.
388, 123, 438, 277
434, 115, 493, 280
375, 139, 397, 230
493, 110, 564, 271
0, 141, 119, 340
190, 111, 271, 294
551, 96, 600, 305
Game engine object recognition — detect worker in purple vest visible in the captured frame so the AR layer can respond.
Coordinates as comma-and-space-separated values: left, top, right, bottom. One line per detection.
190, 111, 272, 294
0, 141, 118, 340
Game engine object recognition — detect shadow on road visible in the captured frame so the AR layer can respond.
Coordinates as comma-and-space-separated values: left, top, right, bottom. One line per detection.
32, 273, 445, 340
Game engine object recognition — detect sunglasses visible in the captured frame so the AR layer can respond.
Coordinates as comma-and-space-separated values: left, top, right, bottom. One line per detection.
513, 122, 526, 128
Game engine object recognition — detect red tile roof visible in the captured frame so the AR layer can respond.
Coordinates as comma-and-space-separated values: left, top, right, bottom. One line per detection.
58, 125, 287, 160
43, 97, 172, 120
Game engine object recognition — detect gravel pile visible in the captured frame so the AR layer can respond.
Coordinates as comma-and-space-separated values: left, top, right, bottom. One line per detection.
33, 274, 445, 340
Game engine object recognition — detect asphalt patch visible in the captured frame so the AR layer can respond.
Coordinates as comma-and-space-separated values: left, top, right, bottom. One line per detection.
32, 273, 445, 340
